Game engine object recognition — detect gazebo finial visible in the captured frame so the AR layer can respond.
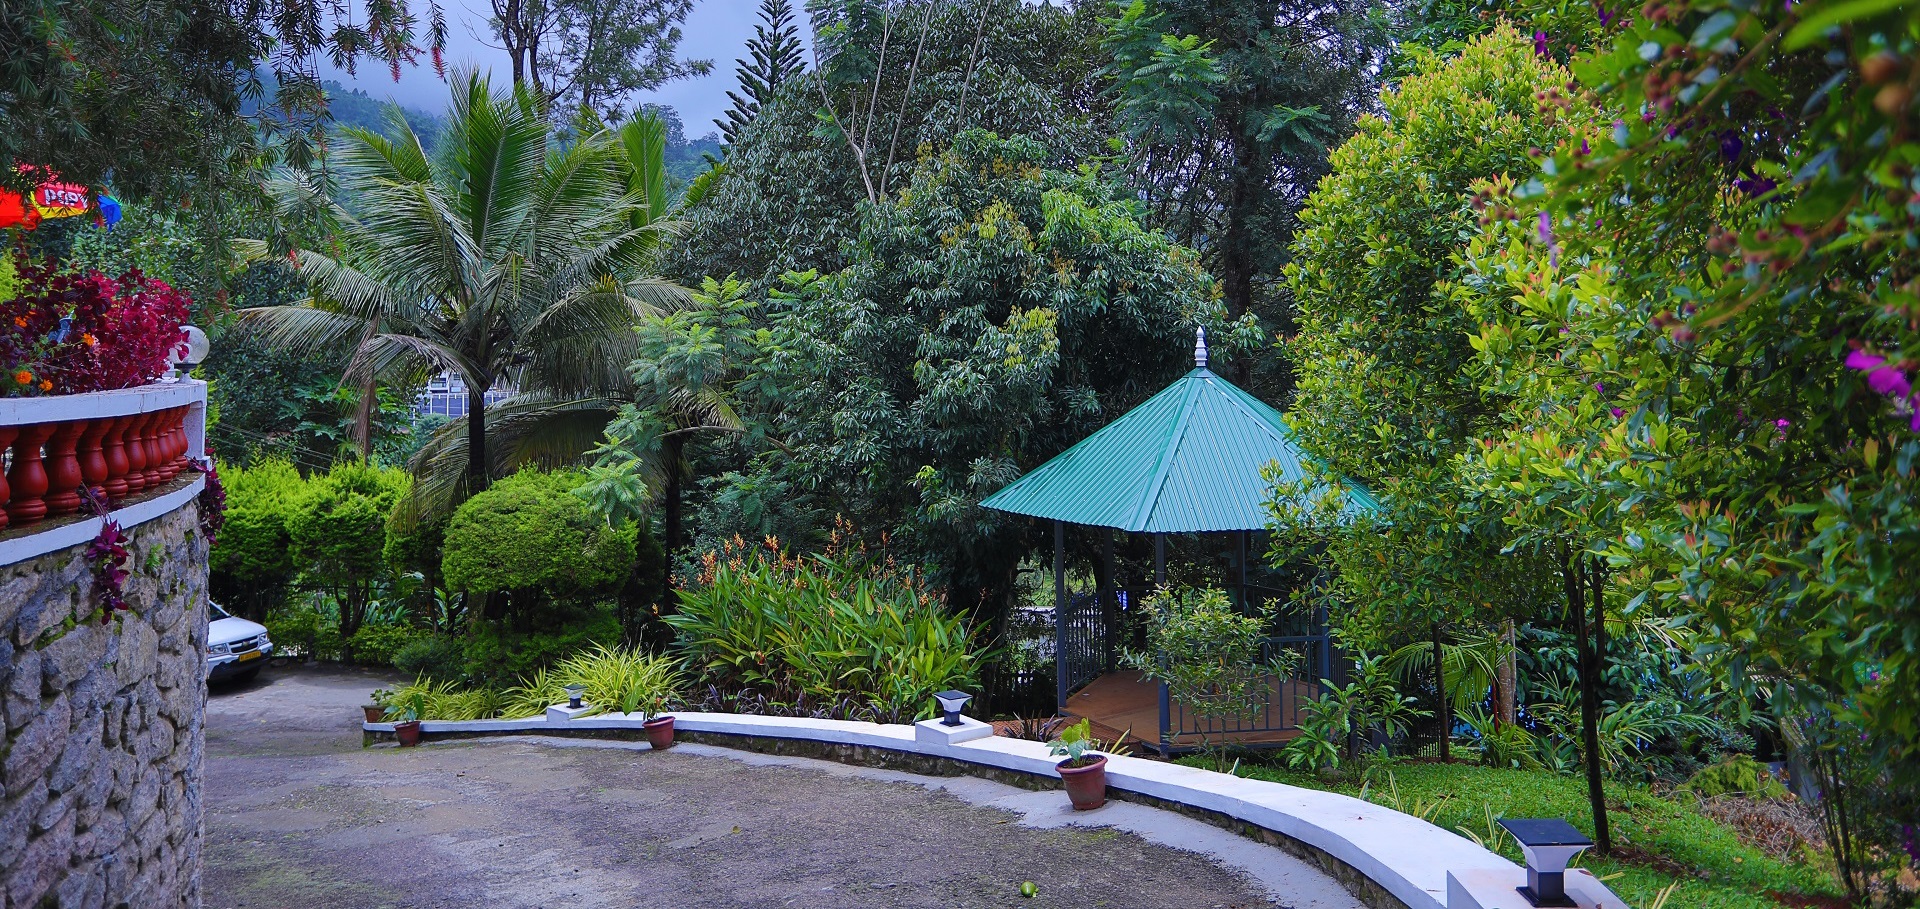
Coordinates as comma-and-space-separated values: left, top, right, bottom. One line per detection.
1194, 326, 1208, 369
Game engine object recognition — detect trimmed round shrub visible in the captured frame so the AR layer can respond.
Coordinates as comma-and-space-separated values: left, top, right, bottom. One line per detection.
441, 468, 634, 600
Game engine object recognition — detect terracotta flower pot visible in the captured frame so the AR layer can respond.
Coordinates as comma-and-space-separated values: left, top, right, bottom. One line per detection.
394, 720, 423, 747
643, 715, 675, 750
1056, 755, 1108, 810
363, 705, 386, 723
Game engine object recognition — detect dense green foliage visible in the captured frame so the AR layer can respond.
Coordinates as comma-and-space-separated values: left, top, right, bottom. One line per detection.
668, 536, 985, 722
284, 462, 410, 643
741, 130, 1229, 615
2, 0, 445, 210
1286, 27, 1595, 484
208, 458, 306, 618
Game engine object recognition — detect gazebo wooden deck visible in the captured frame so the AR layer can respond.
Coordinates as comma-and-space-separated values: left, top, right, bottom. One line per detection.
1064, 671, 1305, 750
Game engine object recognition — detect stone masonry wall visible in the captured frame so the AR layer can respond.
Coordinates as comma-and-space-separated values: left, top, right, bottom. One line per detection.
1, 502, 208, 909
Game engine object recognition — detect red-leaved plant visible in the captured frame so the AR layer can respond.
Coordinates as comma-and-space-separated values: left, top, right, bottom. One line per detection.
1, 250, 191, 396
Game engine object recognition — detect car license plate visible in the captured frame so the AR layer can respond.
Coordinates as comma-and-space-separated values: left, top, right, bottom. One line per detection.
237, 650, 263, 662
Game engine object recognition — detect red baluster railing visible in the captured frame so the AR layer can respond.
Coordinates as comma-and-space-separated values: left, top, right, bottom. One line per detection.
0, 383, 207, 535
44, 420, 86, 517
6, 423, 56, 524
101, 414, 132, 499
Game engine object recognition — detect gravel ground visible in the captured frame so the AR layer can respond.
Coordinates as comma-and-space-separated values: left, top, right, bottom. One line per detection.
204, 663, 1362, 909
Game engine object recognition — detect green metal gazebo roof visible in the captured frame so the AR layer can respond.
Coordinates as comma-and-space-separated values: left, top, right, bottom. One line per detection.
980, 340, 1378, 533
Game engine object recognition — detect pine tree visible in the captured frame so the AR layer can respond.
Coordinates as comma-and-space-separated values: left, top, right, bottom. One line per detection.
715, 0, 804, 146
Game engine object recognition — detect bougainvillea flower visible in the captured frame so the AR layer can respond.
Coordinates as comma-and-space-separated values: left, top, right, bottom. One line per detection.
1847, 349, 1913, 398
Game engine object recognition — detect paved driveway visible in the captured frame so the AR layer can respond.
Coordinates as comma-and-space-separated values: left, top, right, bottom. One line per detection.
204, 664, 1361, 909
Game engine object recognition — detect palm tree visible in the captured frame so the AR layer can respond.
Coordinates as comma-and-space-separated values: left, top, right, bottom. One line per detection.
240, 72, 690, 514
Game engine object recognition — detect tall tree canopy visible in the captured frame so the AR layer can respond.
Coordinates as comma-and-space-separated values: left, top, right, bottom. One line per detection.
1, 0, 449, 203
667, 0, 1110, 287
1098, 0, 1384, 389
488, 0, 710, 120
717, 0, 808, 145
1273, 26, 1607, 842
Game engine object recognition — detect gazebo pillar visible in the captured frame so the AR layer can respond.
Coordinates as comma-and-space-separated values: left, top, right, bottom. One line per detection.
1154, 534, 1165, 586
1054, 520, 1067, 710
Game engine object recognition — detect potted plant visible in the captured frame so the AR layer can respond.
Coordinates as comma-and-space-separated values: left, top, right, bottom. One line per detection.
364, 688, 392, 724
639, 689, 675, 750
393, 691, 427, 747
1048, 719, 1108, 810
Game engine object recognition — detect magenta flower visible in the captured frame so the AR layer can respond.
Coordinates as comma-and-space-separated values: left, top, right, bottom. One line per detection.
1846, 348, 1920, 432
1610, 408, 1625, 418
1534, 31, 1550, 58
1537, 212, 1559, 267
1848, 349, 1913, 398
1775, 418, 1790, 428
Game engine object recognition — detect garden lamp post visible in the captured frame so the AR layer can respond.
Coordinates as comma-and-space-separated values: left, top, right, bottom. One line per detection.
1497, 818, 1593, 907
564, 685, 586, 710
934, 690, 973, 727
165, 325, 211, 382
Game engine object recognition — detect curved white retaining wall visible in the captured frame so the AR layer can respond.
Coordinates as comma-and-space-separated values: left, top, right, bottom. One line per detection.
361, 710, 1630, 909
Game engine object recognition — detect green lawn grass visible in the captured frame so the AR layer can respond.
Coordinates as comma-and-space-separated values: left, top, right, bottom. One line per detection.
1175, 757, 1839, 909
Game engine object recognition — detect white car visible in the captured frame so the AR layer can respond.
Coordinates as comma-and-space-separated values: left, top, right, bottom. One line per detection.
207, 601, 273, 683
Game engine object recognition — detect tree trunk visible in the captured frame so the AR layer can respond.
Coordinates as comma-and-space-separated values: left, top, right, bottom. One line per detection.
466, 384, 489, 495
1563, 547, 1611, 854
658, 435, 685, 606
1219, 132, 1263, 387
1497, 619, 1517, 728
1432, 621, 1450, 763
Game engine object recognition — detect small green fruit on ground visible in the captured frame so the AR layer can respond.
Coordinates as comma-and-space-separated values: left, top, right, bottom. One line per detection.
1020, 881, 1038, 898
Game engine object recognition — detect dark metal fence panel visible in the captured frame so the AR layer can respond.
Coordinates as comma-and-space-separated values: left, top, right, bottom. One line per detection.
1160, 633, 1327, 746
1055, 591, 1107, 709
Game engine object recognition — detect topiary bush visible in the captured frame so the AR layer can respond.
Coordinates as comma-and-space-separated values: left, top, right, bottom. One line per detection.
441, 468, 636, 606
1683, 755, 1787, 801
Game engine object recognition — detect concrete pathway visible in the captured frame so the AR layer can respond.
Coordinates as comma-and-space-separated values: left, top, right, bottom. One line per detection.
204, 664, 1363, 909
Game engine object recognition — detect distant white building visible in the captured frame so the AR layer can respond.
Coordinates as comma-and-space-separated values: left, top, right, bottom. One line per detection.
413, 372, 511, 420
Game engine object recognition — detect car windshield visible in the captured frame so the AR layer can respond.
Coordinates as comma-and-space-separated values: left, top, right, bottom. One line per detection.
209, 602, 231, 621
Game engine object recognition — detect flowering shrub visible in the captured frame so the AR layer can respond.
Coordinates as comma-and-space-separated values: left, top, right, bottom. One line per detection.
0, 252, 191, 396
192, 458, 227, 543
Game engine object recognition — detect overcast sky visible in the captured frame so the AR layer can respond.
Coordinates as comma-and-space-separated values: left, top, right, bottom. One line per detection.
321, 0, 808, 140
